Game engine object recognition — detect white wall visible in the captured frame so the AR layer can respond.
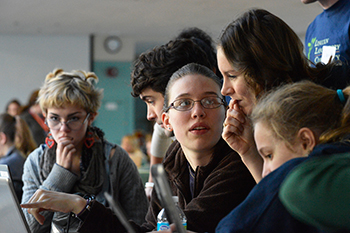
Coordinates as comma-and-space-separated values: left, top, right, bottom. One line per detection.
0, 34, 89, 111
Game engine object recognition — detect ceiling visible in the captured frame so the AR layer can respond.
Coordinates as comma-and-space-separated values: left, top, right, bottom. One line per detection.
0, 0, 323, 45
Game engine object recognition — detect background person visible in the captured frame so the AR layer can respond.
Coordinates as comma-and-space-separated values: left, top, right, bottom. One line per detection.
0, 113, 36, 201
280, 151, 350, 231
5, 99, 21, 116
175, 27, 221, 78
15, 115, 37, 158
144, 133, 152, 164
19, 89, 49, 146
302, 0, 350, 65
121, 134, 146, 168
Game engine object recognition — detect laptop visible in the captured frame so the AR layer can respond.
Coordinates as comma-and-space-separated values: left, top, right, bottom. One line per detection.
151, 164, 186, 233
0, 164, 31, 233
104, 192, 137, 233
104, 164, 186, 233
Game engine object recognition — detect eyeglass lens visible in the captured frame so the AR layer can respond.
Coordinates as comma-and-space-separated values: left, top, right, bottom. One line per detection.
172, 97, 223, 111
47, 114, 89, 130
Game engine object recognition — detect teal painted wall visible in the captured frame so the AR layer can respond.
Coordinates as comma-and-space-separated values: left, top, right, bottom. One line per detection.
93, 61, 134, 145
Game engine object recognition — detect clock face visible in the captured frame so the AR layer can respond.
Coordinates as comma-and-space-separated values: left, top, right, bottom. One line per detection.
104, 36, 122, 54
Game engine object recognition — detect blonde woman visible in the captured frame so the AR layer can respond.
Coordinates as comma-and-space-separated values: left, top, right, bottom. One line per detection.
21, 69, 148, 233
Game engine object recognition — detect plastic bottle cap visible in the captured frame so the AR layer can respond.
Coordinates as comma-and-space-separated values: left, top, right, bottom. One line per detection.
172, 196, 178, 203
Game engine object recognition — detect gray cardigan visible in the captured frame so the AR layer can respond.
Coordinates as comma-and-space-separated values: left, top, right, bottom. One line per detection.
22, 141, 148, 233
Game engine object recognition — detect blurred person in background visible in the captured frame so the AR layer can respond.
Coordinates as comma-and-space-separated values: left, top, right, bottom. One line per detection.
0, 113, 36, 201
5, 99, 21, 117
20, 89, 49, 146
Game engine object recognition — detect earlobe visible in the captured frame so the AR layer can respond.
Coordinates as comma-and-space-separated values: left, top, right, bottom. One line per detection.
297, 127, 317, 153
161, 112, 173, 132
0, 132, 7, 144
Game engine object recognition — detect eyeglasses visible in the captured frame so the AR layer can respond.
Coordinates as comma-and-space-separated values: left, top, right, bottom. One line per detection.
165, 96, 226, 112
46, 113, 90, 131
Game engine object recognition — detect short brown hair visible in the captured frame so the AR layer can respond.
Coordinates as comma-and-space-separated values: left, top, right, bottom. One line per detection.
131, 39, 212, 97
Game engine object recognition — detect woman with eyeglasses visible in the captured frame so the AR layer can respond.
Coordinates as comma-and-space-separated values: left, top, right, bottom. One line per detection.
21, 69, 148, 233
147, 63, 255, 232
21, 64, 255, 233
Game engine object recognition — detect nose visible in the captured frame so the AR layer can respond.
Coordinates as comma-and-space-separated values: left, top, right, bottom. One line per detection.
262, 163, 271, 178
221, 77, 234, 97
191, 102, 206, 119
146, 106, 157, 122
59, 122, 71, 132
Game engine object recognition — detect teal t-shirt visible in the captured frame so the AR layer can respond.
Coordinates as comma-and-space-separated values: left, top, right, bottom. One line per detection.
280, 152, 350, 231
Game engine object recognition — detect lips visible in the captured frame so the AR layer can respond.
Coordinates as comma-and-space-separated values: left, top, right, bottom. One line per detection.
59, 136, 73, 141
189, 122, 209, 132
192, 126, 206, 130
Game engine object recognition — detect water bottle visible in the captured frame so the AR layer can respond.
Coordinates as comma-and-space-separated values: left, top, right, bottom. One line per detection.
157, 196, 187, 231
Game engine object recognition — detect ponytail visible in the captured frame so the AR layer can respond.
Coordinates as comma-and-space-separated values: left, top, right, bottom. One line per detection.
319, 86, 350, 143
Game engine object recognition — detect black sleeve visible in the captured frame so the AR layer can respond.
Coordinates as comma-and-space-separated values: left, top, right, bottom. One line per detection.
78, 200, 147, 233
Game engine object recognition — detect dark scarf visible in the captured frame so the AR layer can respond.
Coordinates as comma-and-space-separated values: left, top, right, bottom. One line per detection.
39, 126, 106, 195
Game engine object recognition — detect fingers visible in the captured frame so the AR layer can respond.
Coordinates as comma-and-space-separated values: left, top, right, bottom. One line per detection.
31, 211, 45, 225
56, 139, 76, 168
26, 206, 46, 225
224, 117, 244, 133
228, 98, 236, 110
223, 99, 254, 155
223, 102, 246, 135
226, 100, 246, 123
21, 202, 41, 208
21, 189, 47, 225
22, 189, 89, 226
21, 202, 46, 225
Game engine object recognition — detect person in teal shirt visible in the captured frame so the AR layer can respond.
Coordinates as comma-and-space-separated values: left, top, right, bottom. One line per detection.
280, 152, 350, 231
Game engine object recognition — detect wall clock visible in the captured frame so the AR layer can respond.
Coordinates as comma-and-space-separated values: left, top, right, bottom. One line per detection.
104, 36, 122, 54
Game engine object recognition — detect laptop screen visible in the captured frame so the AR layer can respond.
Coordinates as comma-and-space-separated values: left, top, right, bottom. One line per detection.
151, 164, 186, 233
104, 164, 186, 233
0, 164, 31, 233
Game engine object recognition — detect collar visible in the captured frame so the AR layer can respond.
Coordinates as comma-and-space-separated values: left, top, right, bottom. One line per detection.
4, 145, 16, 157
163, 138, 233, 181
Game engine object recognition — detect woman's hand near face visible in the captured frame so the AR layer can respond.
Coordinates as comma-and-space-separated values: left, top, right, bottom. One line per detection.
56, 137, 78, 173
21, 189, 86, 225
222, 100, 251, 154
222, 99, 263, 183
